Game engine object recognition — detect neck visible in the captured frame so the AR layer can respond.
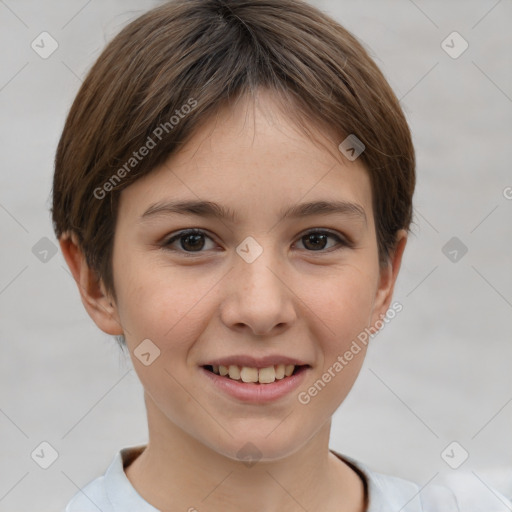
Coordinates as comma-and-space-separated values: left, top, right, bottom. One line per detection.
125, 394, 366, 512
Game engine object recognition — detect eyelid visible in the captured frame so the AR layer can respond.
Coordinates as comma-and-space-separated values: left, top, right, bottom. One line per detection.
296, 227, 353, 246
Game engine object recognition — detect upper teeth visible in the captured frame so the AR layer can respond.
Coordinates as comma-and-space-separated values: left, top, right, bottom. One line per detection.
210, 364, 296, 383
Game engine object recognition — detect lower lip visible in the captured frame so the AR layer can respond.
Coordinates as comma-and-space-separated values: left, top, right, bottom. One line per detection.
200, 366, 310, 403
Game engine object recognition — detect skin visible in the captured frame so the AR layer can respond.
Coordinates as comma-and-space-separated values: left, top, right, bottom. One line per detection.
60, 89, 407, 512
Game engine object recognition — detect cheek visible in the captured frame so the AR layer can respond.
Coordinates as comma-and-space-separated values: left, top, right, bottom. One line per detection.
302, 264, 378, 346
115, 261, 215, 350
295, 270, 375, 417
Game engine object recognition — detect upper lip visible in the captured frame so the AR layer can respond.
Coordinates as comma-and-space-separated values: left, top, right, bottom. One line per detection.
201, 355, 310, 368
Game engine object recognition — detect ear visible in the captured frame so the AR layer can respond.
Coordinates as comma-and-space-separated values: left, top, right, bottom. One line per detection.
369, 229, 407, 327
59, 232, 124, 336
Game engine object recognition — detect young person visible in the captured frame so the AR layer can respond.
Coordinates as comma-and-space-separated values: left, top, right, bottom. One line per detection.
51, 1, 512, 510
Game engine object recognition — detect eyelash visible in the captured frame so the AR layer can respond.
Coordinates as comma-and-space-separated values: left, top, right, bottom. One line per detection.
161, 228, 352, 256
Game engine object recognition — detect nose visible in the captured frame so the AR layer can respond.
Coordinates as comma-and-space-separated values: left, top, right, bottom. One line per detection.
219, 244, 297, 337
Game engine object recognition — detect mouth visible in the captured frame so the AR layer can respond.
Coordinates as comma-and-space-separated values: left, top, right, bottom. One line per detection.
202, 364, 310, 384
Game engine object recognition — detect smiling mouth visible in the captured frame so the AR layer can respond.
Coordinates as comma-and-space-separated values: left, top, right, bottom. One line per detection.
202, 364, 309, 384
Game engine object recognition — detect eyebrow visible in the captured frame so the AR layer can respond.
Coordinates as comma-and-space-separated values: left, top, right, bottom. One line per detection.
140, 199, 367, 224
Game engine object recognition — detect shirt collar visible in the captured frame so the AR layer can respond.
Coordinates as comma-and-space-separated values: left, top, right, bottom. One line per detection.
104, 445, 159, 511
108, 445, 425, 512
330, 449, 426, 512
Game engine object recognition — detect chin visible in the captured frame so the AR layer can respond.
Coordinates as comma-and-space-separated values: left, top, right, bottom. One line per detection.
207, 425, 312, 464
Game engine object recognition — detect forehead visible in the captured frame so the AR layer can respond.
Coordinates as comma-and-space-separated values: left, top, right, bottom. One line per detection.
117, 90, 373, 226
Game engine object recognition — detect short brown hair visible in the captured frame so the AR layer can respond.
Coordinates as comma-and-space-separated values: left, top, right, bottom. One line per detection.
51, 0, 415, 303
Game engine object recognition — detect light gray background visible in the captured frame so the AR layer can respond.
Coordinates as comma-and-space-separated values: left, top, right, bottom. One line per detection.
1, 1, 511, 511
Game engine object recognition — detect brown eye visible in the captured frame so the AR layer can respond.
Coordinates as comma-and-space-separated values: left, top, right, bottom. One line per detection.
296, 230, 348, 252
180, 232, 206, 251
163, 229, 215, 253
162, 228, 350, 256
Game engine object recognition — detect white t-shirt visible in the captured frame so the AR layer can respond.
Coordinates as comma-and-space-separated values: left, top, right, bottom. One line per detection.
64, 445, 512, 511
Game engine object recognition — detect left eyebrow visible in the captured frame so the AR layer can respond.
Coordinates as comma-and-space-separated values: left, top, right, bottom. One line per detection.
279, 200, 367, 225
139, 199, 367, 225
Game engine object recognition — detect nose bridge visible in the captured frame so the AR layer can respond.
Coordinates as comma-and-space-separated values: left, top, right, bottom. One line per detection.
235, 235, 285, 301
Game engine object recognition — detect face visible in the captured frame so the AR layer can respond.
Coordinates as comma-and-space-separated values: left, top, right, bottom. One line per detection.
106, 90, 403, 462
